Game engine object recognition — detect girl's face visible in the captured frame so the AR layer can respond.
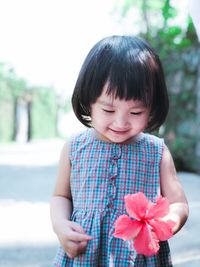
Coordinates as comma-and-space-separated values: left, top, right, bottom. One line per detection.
91, 87, 150, 144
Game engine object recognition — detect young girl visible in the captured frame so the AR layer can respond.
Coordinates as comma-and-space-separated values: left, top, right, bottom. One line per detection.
50, 35, 189, 266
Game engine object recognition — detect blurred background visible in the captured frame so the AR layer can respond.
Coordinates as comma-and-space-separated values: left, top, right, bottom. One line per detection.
0, 0, 200, 266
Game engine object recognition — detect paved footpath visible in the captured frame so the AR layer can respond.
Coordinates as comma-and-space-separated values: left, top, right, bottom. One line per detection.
0, 140, 200, 267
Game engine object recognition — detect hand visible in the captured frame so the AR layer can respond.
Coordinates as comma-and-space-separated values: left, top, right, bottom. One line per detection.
55, 219, 93, 258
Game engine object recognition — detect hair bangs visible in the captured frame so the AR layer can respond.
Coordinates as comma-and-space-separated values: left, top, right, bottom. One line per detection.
105, 50, 155, 108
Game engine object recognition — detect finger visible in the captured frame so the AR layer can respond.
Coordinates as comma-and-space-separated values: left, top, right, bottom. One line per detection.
71, 222, 89, 235
69, 231, 92, 242
66, 241, 87, 258
65, 241, 80, 258
79, 241, 87, 254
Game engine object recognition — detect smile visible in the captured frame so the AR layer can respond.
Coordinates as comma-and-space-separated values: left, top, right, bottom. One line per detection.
109, 129, 130, 134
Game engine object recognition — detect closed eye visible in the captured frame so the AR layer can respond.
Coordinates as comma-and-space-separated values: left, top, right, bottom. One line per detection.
130, 112, 143, 115
102, 109, 115, 113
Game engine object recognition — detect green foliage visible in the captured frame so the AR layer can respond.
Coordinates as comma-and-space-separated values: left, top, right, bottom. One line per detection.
119, 0, 136, 16
0, 62, 59, 142
31, 86, 57, 139
162, 0, 177, 23
116, 0, 162, 16
114, 0, 199, 172
0, 100, 13, 142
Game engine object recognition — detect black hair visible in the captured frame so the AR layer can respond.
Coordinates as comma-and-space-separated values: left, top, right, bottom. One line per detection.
71, 35, 169, 132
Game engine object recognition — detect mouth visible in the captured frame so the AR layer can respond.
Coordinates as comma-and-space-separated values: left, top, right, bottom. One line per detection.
109, 128, 130, 135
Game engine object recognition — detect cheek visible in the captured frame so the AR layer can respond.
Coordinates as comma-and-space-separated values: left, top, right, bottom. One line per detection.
142, 115, 150, 128
97, 115, 110, 126
132, 115, 149, 129
92, 112, 107, 127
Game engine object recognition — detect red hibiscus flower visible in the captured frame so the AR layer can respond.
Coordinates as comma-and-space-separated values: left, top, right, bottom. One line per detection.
113, 192, 176, 256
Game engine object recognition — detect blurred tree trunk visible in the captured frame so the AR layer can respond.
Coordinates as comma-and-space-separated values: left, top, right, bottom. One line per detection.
12, 98, 19, 141
142, 0, 150, 40
27, 101, 32, 142
196, 62, 200, 173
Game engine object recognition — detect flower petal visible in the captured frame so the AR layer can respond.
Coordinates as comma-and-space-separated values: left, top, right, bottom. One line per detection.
125, 192, 149, 219
148, 219, 176, 241
113, 214, 143, 241
134, 224, 160, 256
147, 195, 170, 219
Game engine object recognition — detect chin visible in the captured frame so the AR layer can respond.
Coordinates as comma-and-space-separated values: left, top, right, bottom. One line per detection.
107, 135, 131, 144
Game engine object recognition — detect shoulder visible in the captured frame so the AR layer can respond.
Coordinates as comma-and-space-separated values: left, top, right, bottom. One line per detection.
69, 128, 95, 158
56, 132, 85, 165
69, 128, 93, 149
70, 128, 92, 143
160, 143, 174, 166
142, 133, 164, 144
142, 133, 164, 152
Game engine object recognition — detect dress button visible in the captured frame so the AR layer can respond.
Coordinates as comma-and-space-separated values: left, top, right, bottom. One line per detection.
111, 160, 116, 165
112, 146, 122, 160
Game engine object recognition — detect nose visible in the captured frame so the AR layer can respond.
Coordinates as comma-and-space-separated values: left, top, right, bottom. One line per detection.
113, 114, 129, 129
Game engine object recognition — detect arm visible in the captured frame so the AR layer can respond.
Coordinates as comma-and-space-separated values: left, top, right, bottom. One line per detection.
160, 145, 189, 235
50, 142, 92, 258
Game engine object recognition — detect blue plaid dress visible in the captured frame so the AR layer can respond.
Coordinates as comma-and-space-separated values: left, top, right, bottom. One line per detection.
53, 129, 173, 267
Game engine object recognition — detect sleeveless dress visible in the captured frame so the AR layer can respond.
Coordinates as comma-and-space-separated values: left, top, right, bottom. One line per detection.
53, 129, 173, 267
